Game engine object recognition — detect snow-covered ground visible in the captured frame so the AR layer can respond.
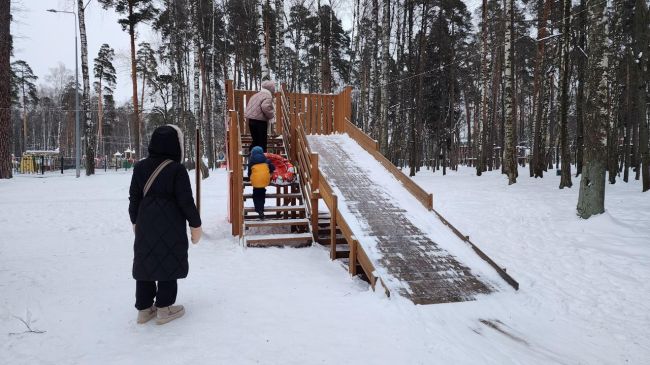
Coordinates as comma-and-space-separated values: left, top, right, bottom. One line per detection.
1, 166, 649, 364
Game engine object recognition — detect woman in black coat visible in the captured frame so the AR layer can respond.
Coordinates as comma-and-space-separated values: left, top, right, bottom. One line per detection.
128, 125, 202, 325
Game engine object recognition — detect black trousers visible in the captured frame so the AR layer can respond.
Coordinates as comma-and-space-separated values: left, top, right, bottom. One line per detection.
252, 187, 266, 214
135, 280, 178, 310
248, 119, 268, 152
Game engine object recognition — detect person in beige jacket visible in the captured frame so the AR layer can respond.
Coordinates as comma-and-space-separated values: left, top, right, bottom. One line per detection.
244, 80, 275, 152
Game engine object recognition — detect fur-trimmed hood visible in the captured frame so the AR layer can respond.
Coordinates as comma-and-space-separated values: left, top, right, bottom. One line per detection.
148, 125, 184, 163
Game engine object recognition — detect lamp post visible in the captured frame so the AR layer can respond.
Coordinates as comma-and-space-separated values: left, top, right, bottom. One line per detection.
47, 8, 80, 178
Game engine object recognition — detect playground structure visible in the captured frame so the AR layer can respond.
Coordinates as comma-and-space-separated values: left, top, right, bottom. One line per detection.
226, 80, 518, 304
19, 150, 60, 174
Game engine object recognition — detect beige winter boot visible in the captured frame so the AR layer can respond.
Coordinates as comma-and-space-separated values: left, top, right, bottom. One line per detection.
137, 305, 157, 324
155, 305, 185, 325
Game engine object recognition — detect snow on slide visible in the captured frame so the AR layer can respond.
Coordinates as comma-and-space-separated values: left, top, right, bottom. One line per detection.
308, 134, 511, 304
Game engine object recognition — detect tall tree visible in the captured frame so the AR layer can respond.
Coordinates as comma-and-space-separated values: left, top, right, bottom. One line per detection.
558, 0, 572, 188
503, 0, 516, 184
258, 0, 271, 80
136, 41, 157, 134
477, 0, 489, 176
275, 0, 285, 81
632, 0, 649, 191
575, 0, 586, 177
577, 0, 608, 219
77, 0, 95, 175
531, 0, 552, 178
379, 0, 390, 154
98, 0, 158, 159
12, 60, 38, 153
0, 0, 11, 178
94, 44, 117, 157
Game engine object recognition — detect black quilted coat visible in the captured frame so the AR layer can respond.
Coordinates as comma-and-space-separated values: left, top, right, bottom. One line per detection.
128, 125, 201, 281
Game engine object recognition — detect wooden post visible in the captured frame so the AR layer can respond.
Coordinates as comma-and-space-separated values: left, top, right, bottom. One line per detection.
310, 152, 319, 239
349, 237, 358, 276
334, 86, 352, 133
275, 90, 283, 136
290, 114, 298, 162
228, 110, 243, 236
196, 128, 201, 214
226, 80, 235, 110
330, 194, 338, 260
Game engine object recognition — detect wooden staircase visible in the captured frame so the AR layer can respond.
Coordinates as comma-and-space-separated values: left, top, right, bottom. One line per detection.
240, 133, 313, 248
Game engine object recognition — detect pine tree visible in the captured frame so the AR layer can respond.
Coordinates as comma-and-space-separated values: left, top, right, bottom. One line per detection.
0, 0, 11, 178
136, 41, 157, 137
12, 60, 38, 153
632, 0, 649, 191
94, 44, 117, 157
98, 0, 158, 159
531, 0, 552, 178
77, 0, 95, 175
558, 0, 572, 188
379, 0, 390, 154
503, 0, 516, 184
575, 0, 586, 177
477, 0, 489, 176
577, 0, 608, 219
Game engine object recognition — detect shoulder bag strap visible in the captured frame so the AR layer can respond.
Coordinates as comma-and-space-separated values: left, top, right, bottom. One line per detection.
143, 159, 173, 197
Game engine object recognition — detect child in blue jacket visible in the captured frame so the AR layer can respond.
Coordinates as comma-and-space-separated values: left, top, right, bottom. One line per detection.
248, 146, 275, 219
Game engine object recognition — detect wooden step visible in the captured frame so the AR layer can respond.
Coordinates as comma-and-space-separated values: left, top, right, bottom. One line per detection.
245, 232, 313, 247
318, 227, 342, 235
243, 193, 302, 200
244, 218, 309, 228
333, 243, 351, 259
317, 234, 347, 245
244, 180, 298, 187
244, 205, 306, 213
241, 152, 287, 157
241, 137, 283, 143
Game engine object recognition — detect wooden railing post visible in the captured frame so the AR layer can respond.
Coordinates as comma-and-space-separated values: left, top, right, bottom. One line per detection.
330, 194, 338, 260
275, 90, 282, 136
228, 109, 243, 237
290, 114, 298, 162
310, 152, 319, 239
349, 238, 358, 276
226, 80, 235, 111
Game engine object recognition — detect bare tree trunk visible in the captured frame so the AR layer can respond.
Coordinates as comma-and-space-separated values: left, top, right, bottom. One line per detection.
477, 0, 488, 176
78, 0, 94, 174
504, 0, 516, 184
275, 0, 285, 81
558, 0, 572, 188
0, 0, 11, 178
623, 60, 632, 182
633, 0, 649, 191
577, 0, 608, 219
96, 85, 103, 156
128, 14, 141, 159
379, 0, 390, 154
258, 0, 270, 80
575, 0, 586, 177
531, 0, 552, 178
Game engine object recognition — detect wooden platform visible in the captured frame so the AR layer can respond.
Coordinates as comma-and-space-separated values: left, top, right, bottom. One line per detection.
308, 135, 494, 305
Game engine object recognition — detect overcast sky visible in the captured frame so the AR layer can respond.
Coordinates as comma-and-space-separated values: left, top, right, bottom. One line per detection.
11, 0, 482, 104
11, 0, 157, 104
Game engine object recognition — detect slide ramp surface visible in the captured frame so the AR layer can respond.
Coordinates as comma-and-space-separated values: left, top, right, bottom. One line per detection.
308, 134, 508, 304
